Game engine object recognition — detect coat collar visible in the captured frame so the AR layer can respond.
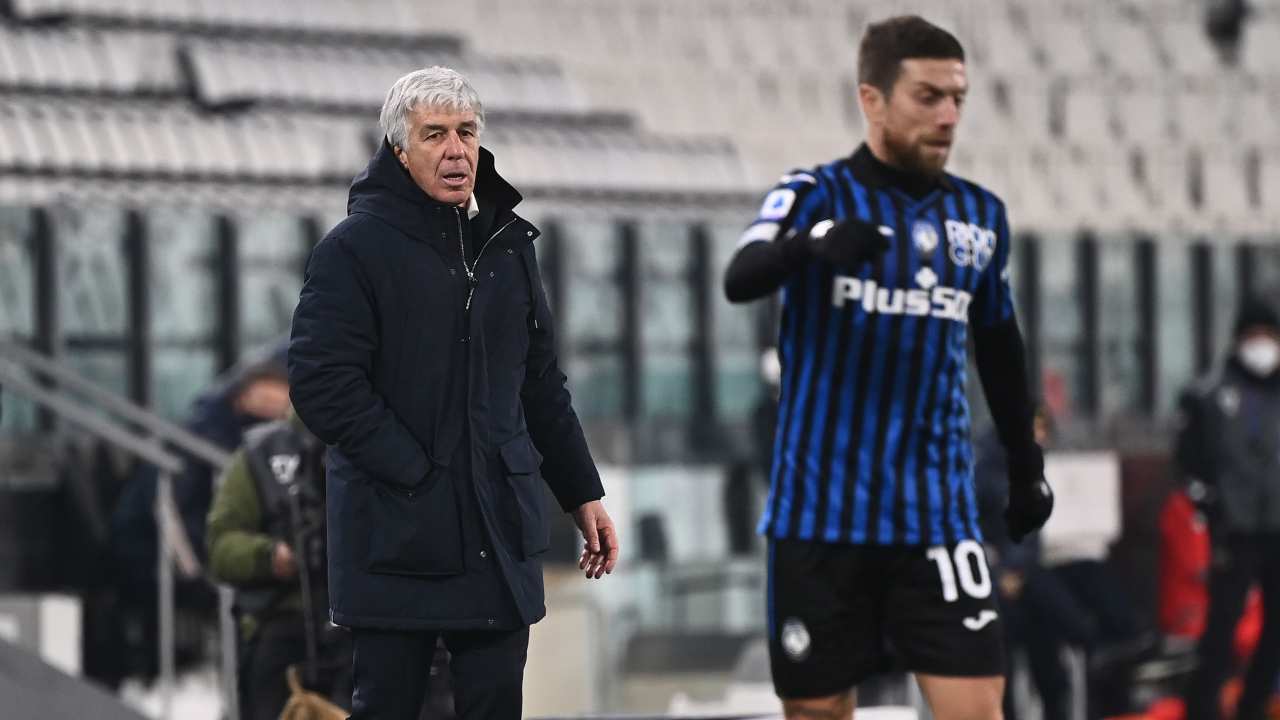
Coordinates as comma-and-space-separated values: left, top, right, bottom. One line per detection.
346, 139, 527, 252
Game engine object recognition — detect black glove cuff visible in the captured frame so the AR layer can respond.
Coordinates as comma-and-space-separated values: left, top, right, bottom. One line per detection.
779, 228, 812, 269
1006, 443, 1045, 485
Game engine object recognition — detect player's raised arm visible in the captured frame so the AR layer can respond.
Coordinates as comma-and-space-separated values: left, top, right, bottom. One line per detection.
723, 174, 825, 302
723, 174, 894, 303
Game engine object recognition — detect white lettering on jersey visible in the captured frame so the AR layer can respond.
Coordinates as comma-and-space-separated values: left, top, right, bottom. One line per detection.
944, 220, 997, 270
831, 275, 971, 323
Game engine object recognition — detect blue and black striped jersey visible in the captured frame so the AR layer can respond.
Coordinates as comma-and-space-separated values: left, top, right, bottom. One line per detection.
743, 145, 1016, 546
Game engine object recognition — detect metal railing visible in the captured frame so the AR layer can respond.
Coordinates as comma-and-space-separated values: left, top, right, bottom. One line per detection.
0, 339, 238, 720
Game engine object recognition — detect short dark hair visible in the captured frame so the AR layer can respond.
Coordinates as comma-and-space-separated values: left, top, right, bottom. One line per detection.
857, 15, 965, 96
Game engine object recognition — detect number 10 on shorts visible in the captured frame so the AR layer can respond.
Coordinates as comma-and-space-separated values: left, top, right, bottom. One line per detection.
926, 541, 993, 602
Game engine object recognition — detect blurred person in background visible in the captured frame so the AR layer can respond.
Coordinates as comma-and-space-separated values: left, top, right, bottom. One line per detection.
977, 407, 1145, 720
181, 346, 293, 555
108, 346, 292, 678
724, 15, 1052, 720
1178, 298, 1280, 720
207, 413, 353, 720
288, 66, 617, 719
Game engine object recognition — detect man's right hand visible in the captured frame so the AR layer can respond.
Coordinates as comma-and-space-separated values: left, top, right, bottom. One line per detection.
805, 217, 892, 268
271, 541, 298, 580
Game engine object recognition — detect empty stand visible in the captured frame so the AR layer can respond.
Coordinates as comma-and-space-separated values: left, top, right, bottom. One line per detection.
0, 0, 1274, 224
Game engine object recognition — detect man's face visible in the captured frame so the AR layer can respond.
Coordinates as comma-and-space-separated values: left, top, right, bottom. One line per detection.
235, 378, 291, 421
394, 105, 479, 206
861, 58, 967, 176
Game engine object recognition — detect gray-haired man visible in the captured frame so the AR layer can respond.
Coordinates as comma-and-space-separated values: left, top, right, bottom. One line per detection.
289, 66, 619, 719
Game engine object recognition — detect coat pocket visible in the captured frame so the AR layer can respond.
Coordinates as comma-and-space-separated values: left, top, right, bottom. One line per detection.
498, 433, 551, 559
366, 466, 463, 577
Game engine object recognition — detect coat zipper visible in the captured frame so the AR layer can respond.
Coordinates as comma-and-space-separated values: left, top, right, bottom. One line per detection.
458, 209, 517, 313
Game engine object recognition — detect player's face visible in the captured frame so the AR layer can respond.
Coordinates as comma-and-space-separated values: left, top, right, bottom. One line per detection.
394, 105, 479, 206
871, 58, 967, 176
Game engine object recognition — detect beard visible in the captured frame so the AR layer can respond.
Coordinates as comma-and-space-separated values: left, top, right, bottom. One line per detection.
882, 126, 949, 177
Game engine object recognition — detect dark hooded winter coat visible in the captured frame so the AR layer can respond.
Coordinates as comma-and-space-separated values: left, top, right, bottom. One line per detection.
288, 140, 603, 630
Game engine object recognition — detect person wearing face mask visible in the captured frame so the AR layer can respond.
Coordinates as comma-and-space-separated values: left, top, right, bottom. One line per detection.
1177, 297, 1280, 720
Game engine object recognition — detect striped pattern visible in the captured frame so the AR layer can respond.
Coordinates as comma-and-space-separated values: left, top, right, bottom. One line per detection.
743, 152, 1015, 546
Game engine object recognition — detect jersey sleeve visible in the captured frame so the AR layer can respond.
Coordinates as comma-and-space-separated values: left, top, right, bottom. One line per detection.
969, 201, 1016, 328
736, 170, 829, 250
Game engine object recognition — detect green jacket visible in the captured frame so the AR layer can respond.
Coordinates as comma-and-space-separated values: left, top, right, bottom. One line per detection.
207, 417, 312, 638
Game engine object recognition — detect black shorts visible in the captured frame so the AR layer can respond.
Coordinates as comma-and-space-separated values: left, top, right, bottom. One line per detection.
767, 537, 1005, 699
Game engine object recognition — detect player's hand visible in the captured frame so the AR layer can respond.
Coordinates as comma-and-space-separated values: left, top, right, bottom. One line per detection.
1004, 476, 1053, 543
572, 500, 619, 579
805, 217, 892, 268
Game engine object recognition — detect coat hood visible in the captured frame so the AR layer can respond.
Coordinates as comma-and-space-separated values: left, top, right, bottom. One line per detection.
346, 138, 523, 241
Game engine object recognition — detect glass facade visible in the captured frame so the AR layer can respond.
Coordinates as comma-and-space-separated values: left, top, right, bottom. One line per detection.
639, 220, 694, 418
1097, 235, 1141, 418
1157, 239, 1197, 413
51, 204, 129, 338
711, 219, 762, 422
0, 206, 34, 337
561, 216, 625, 420
0, 198, 1272, 447
1038, 232, 1086, 421
237, 211, 306, 349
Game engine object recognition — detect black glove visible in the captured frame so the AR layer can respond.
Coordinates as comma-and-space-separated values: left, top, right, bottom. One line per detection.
1004, 450, 1053, 543
782, 217, 892, 268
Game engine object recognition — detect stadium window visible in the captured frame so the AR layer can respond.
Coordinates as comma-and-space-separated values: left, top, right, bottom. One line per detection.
235, 211, 307, 352
1136, 238, 1158, 415
710, 219, 765, 423
0, 205, 38, 430
637, 220, 695, 420
1038, 231, 1087, 424
1078, 233, 1100, 418
560, 216, 625, 421
145, 206, 220, 419
50, 203, 130, 400
533, 217, 566, 357
1192, 243, 1214, 374
1014, 234, 1042, 399
1211, 241, 1240, 362
0, 206, 35, 339
1097, 234, 1143, 420
1157, 239, 1197, 414
1237, 243, 1256, 301
1246, 241, 1280, 299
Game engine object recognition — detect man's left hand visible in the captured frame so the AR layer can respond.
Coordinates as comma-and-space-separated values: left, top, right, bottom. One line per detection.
1005, 476, 1053, 543
572, 500, 619, 579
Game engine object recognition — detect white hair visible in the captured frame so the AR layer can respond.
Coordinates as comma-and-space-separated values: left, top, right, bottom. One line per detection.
379, 66, 485, 150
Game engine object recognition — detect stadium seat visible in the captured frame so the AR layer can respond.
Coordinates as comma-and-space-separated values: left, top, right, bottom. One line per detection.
1201, 148, 1259, 233
1160, 19, 1223, 75
1005, 80, 1053, 141
96, 30, 182, 94
1062, 81, 1119, 142
0, 26, 42, 89
1111, 77, 1174, 142
1241, 19, 1280, 74
1036, 7, 1100, 73
3, 102, 49, 171
1011, 144, 1067, 229
0, 105, 22, 171
1228, 83, 1278, 144
1261, 151, 1280, 226
1091, 10, 1163, 77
